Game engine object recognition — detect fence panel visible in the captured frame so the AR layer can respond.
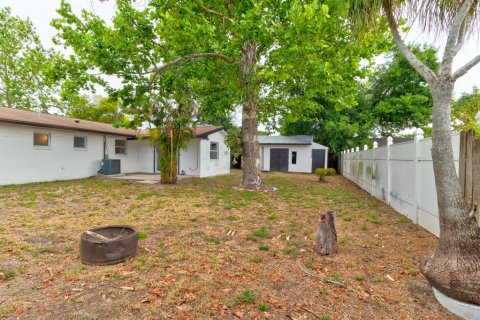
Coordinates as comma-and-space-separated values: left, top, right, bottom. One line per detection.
341, 133, 460, 237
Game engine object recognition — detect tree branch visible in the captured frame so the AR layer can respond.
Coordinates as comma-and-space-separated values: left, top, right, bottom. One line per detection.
198, 4, 233, 23
452, 55, 480, 80
383, 0, 437, 84
440, 0, 475, 76
452, 19, 467, 57
151, 52, 237, 76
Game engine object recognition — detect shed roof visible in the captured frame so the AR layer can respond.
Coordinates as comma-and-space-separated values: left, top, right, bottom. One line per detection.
258, 135, 313, 145
0, 107, 137, 137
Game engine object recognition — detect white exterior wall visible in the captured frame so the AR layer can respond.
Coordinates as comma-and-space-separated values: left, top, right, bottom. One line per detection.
104, 137, 139, 173
260, 143, 328, 173
0, 123, 137, 185
198, 131, 230, 177
179, 139, 201, 176
341, 134, 461, 237
0, 124, 231, 185
136, 139, 155, 173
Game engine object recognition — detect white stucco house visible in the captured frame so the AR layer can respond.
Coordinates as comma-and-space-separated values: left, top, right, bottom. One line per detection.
259, 135, 328, 173
0, 107, 230, 186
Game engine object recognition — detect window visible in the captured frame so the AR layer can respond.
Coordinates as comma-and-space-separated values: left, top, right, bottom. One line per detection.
74, 136, 87, 149
33, 133, 50, 147
291, 151, 297, 164
210, 142, 218, 160
115, 140, 127, 155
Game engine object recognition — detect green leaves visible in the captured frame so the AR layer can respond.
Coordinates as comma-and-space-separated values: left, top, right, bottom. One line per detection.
366, 44, 439, 136
0, 7, 67, 110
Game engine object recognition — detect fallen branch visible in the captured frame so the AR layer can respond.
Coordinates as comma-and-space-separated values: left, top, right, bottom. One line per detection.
302, 307, 325, 319
296, 260, 322, 278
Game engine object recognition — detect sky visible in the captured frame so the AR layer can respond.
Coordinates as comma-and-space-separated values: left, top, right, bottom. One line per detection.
3, 0, 480, 100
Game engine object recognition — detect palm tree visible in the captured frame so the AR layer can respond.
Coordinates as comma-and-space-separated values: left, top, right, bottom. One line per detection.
349, 0, 480, 305
149, 100, 194, 184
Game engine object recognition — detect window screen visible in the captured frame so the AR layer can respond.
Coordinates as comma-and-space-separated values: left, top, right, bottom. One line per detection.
210, 142, 218, 160
74, 136, 87, 149
115, 140, 127, 154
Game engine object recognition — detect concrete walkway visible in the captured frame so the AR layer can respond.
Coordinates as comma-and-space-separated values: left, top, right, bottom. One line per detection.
103, 173, 193, 184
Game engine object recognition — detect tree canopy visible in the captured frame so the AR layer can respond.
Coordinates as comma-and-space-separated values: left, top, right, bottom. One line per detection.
0, 7, 65, 110
66, 95, 131, 127
452, 87, 480, 132
366, 44, 439, 136
52, 0, 389, 188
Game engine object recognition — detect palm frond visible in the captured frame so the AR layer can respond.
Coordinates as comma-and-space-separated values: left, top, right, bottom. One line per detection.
410, 0, 480, 35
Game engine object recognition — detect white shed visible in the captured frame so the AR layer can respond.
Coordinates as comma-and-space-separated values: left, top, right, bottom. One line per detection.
259, 135, 328, 173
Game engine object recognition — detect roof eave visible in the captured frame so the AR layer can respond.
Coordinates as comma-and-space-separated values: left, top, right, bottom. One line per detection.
0, 119, 137, 138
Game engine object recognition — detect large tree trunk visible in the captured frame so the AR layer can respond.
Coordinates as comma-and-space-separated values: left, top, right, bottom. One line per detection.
421, 80, 480, 305
240, 41, 263, 190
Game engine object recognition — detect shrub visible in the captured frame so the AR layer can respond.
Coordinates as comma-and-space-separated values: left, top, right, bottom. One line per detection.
315, 168, 327, 181
326, 168, 336, 175
315, 168, 335, 181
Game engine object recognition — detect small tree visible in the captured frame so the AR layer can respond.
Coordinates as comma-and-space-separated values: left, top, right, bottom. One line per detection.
148, 99, 194, 184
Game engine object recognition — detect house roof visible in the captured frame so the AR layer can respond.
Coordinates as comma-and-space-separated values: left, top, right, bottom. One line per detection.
0, 107, 137, 137
258, 135, 313, 145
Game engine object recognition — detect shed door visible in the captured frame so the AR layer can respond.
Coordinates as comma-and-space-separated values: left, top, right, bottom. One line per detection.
270, 148, 289, 172
312, 149, 326, 173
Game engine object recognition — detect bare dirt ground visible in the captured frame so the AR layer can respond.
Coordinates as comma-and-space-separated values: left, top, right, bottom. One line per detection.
0, 170, 458, 319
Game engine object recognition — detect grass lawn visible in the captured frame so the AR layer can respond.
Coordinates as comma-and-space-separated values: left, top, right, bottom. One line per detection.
0, 170, 456, 319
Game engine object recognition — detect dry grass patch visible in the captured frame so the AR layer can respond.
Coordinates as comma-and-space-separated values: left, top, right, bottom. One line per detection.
0, 170, 457, 319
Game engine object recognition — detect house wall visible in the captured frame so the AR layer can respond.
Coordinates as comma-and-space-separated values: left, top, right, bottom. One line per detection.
0, 123, 137, 185
135, 139, 155, 173
261, 143, 328, 173
104, 137, 140, 173
179, 139, 201, 176
199, 131, 230, 177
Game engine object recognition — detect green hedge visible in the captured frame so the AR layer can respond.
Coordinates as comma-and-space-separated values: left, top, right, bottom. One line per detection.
314, 168, 336, 181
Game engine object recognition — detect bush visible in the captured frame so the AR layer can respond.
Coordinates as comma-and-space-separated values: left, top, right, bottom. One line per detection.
315, 168, 327, 181
326, 168, 336, 175
315, 168, 336, 181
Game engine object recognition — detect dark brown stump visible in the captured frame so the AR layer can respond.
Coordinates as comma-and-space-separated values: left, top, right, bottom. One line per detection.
315, 211, 338, 255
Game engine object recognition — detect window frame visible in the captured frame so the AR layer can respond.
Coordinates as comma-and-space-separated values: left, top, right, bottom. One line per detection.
33, 132, 51, 149
73, 136, 87, 150
291, 151, 297, 165
209, 142, 219, 160
115, 139, 127, 155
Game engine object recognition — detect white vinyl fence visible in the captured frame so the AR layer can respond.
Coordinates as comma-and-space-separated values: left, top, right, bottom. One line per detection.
340, 130, 460, 237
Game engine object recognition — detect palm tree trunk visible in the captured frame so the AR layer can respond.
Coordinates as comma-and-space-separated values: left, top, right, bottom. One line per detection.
240, 40, 263, 190
422, 80, 480, 305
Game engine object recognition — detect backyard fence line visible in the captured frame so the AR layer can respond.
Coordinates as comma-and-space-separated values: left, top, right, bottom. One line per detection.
340, 130, 461, 237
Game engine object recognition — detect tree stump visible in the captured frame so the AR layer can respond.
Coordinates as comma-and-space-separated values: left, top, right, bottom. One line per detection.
315, 211, 338, 255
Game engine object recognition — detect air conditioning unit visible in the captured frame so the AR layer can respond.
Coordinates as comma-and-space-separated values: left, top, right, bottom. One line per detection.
101, 159, 121, 175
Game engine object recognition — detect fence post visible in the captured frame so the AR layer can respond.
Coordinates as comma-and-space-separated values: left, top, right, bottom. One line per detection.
372, 141, 378, 197
363, 145, 368, 190
387, 137, 393, 204
413, 128, 424, 224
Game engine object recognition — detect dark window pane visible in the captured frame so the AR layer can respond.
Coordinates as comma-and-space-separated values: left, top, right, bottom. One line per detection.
74, 136, 86, 148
